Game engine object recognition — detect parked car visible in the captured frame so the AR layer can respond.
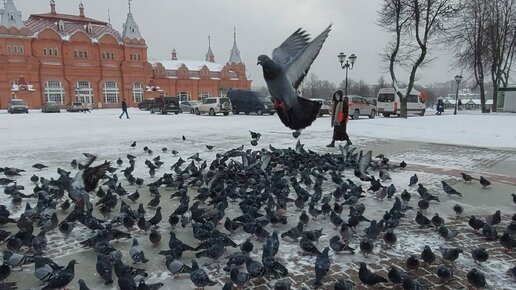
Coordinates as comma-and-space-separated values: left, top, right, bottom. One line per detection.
348, 95, 377, 119
42, 101, 60, 113
180, 101, 201, 114
195, 97, 232, 116
150, 96, 181, 114
312, 98, 331, 116
7, 98, 28, 114
227, 90, 275, 115
376, 87, 426, 117
138, 99, 154, 111
66, 102, 85, 112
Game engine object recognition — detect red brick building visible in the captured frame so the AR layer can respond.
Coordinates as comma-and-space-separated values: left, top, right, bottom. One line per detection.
0, 0, 251, 109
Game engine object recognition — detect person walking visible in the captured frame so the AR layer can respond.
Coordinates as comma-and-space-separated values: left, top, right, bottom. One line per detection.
119, 98, 129, 119
436, 99, 444, 115
327, 90, 351, 148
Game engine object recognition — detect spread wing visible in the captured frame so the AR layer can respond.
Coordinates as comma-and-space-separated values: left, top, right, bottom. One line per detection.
84, 161, 110, 192
284, 25, 332, 90
272, 28, 311, 68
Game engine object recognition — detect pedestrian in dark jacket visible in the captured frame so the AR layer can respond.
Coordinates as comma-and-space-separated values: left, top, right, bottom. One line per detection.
436, 99, 444, 115
119, 99, 129, 119
327, 90, 351, 147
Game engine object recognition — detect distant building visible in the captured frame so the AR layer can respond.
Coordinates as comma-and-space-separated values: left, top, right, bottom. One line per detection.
0, 0, 251, 109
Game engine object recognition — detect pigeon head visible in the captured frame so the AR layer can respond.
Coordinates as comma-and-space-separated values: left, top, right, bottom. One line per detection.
257, 55, 270, 65
2, 251, 12, 259
257, 55, 281, 80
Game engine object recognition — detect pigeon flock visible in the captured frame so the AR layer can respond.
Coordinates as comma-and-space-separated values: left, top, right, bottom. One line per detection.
0, 134, 515, 290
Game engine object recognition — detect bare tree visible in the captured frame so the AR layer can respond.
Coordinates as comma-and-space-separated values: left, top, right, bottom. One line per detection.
301, 74, 336, 99
485, 0, 516, 111
450, 0, 490, 112
379, 0, 458, 118
339, 79, 373, 97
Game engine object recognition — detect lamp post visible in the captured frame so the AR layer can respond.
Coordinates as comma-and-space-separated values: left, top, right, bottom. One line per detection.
338, 52, 357, 99
454, 74, 463, 115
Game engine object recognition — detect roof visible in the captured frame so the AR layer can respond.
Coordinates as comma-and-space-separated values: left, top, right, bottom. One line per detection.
228, 29, 242, 64
24, 15, 122, 42
151, 60, 225, 72
122, 12, 142, 39
30, 13, 107, 25
0, 0, 24, 29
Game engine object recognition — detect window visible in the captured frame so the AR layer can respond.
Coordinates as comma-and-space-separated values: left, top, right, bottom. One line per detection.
103, 81, 120, 104
76, 81, 93, 104
44, 80, 65, 104
75, 49, 88, 58
199, 91, 211, 101
132, 82, 143, 103
53, 49, 58, 56
7, 45, 11, 54
111, 53, 115, 60
12, 46, 17, 54
19, 46, 24, 55
177, 92, 191, 102
407, 95, 419, 103
44, 48, 47, 56
378, 93, 395, 102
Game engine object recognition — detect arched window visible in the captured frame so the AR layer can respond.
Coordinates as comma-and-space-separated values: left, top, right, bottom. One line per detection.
75, 81, 93, 105
132, 82, 143, 103
44, 80, 65, 104
103, 81, 119, 104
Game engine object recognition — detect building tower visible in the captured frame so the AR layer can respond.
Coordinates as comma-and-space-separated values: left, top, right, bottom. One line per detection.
205, 35, 215, 63
228, 28, 242, 64
122, 0, 143, 39
0, 0, 24, 29
171, 48, 177, 60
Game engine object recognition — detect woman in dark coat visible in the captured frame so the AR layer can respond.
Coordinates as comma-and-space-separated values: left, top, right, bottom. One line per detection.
327, 90, 351, 147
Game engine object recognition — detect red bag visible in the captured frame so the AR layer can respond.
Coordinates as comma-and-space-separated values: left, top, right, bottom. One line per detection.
338, 112, 344, 122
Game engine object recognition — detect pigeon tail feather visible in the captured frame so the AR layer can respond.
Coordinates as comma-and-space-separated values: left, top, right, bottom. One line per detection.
276, 96, 322, 131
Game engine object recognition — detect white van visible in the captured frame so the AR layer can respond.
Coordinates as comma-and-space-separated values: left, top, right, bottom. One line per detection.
376, 88, 426, 117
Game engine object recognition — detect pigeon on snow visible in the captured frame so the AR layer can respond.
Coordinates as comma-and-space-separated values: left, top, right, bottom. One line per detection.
258, 25, 331, 137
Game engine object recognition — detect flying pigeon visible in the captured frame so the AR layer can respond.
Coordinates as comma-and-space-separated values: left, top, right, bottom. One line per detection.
258, 25, 331, 136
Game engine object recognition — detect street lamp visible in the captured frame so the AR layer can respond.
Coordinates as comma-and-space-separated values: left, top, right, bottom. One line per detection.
454, 74, 463, 115
338, 53, 357, 99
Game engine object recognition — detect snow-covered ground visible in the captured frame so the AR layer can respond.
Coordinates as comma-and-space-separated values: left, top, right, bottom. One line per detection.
0, 109, 515, 290
0, 108, 514, 154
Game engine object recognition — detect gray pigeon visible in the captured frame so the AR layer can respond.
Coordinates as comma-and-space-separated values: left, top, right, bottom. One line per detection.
166, 256, 191, 276
314, 247, 331, 286
34, 257, 57, 282
129, 238, 148, 263
258, 25, 331, 135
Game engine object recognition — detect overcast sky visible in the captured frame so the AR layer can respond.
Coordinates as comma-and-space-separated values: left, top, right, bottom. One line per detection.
15, 0, 457, 89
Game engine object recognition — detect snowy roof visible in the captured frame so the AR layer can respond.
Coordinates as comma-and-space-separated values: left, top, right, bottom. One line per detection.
122, 12, 142, 40
228, 29, 242, 64
24, 15, 122, 42
151, 60, 225, 72
0, 0, 24, 29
